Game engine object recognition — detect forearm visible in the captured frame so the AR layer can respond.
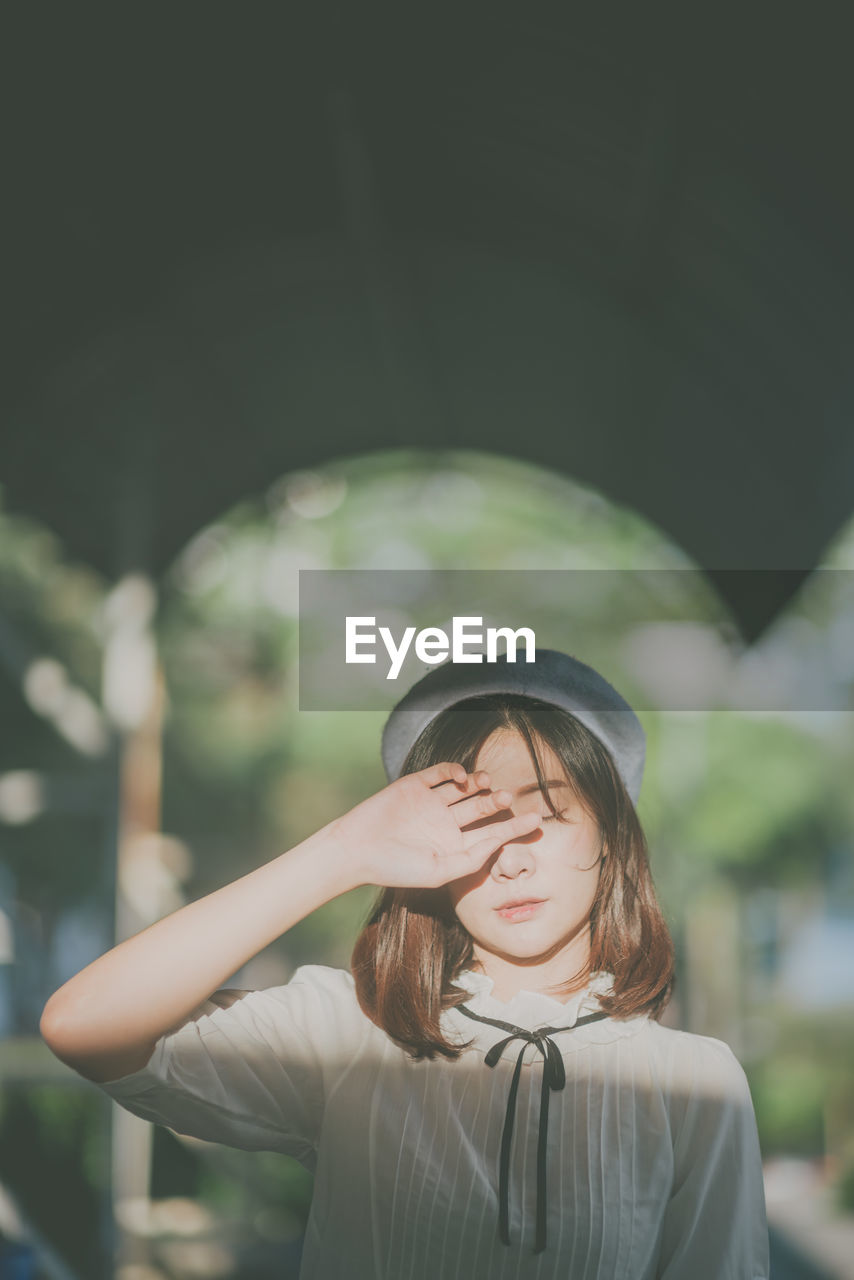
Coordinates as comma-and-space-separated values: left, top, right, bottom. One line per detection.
40, 818, 357, 1060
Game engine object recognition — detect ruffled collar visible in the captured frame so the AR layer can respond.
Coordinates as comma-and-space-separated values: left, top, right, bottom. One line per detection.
452, 967, 616, 1031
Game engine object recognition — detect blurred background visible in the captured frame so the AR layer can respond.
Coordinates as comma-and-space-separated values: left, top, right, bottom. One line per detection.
2, 5, 854, 1278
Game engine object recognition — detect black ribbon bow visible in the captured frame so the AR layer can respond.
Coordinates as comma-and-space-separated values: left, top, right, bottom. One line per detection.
456, 1002, 609, 1254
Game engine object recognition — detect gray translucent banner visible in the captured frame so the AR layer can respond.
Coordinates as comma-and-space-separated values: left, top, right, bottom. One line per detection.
298, 569, 854, 712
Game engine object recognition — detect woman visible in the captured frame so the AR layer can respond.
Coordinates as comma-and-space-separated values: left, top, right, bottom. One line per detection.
40, 649, 769, 1278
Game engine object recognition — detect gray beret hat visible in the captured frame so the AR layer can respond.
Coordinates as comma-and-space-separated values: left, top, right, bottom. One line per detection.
380, 647, 645, 804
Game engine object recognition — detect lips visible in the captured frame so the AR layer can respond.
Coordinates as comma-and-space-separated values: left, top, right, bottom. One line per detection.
495, 897, 545, 911
495, 897, 546, 921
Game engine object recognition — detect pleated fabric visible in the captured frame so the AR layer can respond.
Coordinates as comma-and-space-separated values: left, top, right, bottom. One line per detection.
98, 964, 769, 1280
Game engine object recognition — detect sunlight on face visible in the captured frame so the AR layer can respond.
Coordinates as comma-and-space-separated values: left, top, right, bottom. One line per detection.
447, 728, 604, 979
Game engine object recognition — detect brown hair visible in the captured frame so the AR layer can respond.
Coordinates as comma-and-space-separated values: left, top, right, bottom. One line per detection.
351, 693, 674, 1060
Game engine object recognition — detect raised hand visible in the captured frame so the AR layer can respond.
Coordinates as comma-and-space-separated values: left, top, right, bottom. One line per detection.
330, 761, 542, 889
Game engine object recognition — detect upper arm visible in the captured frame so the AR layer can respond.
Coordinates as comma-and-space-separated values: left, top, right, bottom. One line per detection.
656, 1036, 769, 1279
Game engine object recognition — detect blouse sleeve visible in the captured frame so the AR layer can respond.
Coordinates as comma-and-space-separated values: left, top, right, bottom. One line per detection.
94, 964, 366, 1171
657, 1033, 770, 1280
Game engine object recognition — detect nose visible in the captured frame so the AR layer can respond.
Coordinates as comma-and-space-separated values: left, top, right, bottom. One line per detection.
490, 835, 536, 880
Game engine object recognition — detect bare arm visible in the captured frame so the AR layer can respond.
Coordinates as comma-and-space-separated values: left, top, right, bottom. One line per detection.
39, 820, 357, 1081
39, 762, 540, 1083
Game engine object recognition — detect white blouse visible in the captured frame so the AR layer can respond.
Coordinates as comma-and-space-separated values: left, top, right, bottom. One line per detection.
98, 965, 770, 1279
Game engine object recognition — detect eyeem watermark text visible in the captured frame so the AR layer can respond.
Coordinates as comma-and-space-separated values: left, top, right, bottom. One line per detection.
346, 616, 536, 679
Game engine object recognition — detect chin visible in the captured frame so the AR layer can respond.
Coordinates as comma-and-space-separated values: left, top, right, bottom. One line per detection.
485, 934, 557, 959
513, 944, 558, 960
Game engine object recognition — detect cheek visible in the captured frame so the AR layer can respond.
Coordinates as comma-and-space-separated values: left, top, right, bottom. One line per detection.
448, 880, 492, 926
446, 861, 492, 908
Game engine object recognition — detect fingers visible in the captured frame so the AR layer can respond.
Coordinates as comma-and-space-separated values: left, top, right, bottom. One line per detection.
448, 785, 513, 826
461, 809, 542, 855
418, 761, 469, 789
420, 762, 493, 796
434, 811, 543, 884
419, 763, 517, 826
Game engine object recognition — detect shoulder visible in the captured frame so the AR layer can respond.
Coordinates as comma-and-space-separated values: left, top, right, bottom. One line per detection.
277, 963, 356, 997
244, 964, 359, 1022
637, 1020, 745, 1072
177, 965, 376, 1079
181, 965, 364, 1049
633, 1021, 754, 1104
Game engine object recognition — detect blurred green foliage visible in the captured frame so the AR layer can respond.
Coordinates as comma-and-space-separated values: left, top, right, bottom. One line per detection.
750, 1059, 828, 1157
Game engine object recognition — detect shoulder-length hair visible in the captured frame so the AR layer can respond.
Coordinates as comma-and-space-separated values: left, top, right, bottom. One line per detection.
351, 693, 674, 1060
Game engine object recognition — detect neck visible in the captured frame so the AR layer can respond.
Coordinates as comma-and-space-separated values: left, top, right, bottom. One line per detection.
470, 931, 593, 1004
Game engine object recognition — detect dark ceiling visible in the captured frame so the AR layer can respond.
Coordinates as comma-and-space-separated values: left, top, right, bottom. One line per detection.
3, 4, 854, 641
